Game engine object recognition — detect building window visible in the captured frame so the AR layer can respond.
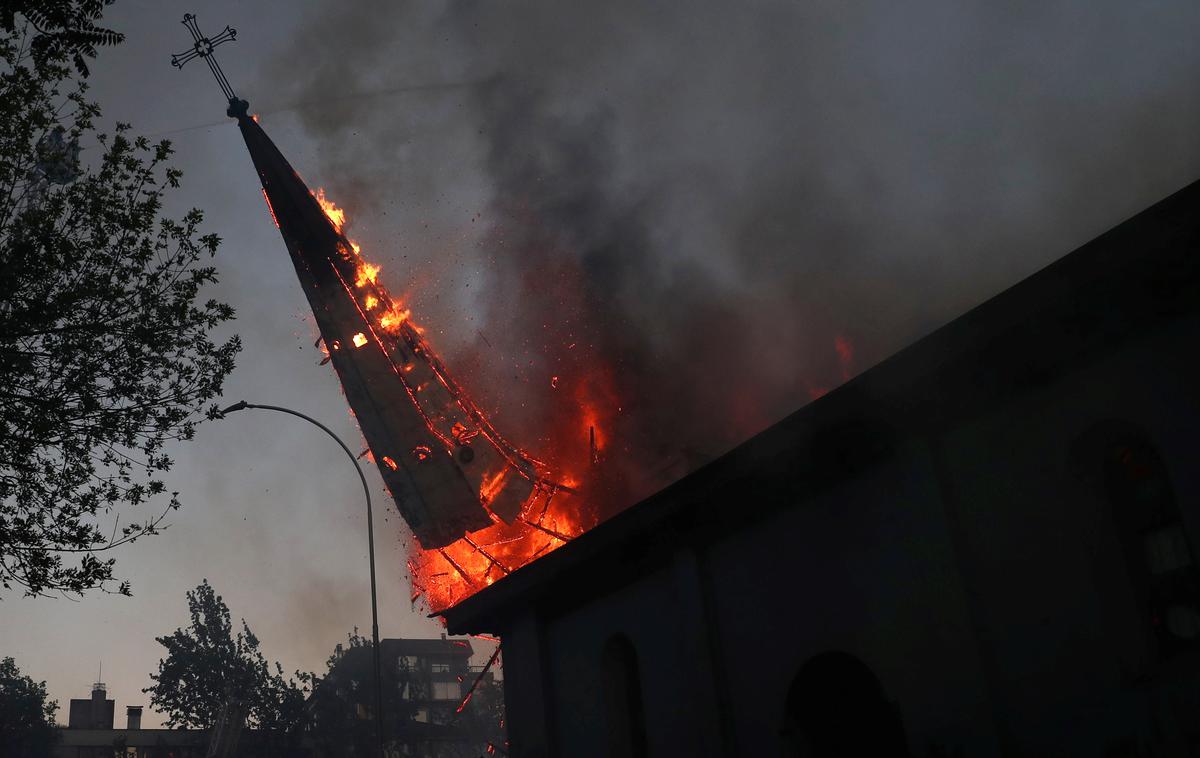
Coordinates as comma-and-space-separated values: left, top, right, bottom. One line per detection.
430, 661, 451, 673
1105, 440, 1200, 654
432, 680, 460, 701
398, 655, 420, 672
601, 635, 648, 758
780, 651, 908, 757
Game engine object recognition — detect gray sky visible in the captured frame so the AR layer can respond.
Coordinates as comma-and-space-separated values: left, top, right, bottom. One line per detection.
3, 0, 1199, 729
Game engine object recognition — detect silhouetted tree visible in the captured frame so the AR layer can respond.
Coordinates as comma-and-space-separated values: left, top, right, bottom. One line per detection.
0, 6, 240, 597
0, 656, 60, 757
145, 580, 308, 755
303, 631, 383, 758
1, 0, 124, 77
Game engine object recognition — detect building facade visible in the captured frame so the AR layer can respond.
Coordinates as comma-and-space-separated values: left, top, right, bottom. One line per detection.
57, 685, 205, 758
307, 636, 504, 757
444, 179, 1200, 757
66, 683, 116, 731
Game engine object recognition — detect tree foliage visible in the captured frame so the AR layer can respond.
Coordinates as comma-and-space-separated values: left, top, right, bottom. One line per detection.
145, 580, 309, 742
0, 9, 240, 597
0, 656, 60, 758
303, 630, 391, 758
1, 0, 124, 77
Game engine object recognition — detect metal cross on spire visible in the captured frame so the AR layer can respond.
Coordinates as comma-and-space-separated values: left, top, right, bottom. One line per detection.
171, 13, 246, 113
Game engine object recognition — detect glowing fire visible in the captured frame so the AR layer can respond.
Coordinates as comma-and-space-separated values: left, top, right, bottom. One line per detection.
379, 307, 410, 331
478, 468, 510, 505
314, 188, 611, 612
261, 189, 280, 229
355, 262, 380, 287
298, 183, 855, 613
315, 188, 345, 231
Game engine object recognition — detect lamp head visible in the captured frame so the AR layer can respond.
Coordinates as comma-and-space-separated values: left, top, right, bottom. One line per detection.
218, 400, 249, 417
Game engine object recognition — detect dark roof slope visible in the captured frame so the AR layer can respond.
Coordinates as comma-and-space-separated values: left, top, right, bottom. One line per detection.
443, 177, 1200, 635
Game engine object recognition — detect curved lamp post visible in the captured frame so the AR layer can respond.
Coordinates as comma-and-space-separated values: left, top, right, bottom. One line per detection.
219, 401, 385, 758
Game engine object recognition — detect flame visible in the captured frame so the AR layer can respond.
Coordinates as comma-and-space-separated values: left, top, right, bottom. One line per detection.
355, 262, 380, 287
315, 188, 345, 232
379, 307, 411, 331
478, 467, 510, 505
312, 188, 616, 612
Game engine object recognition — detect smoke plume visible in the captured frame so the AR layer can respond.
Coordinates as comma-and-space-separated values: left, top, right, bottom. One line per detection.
263, 0, 1200, 513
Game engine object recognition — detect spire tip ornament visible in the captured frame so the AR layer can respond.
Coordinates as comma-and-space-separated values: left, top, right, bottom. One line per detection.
170, 13, 246, 115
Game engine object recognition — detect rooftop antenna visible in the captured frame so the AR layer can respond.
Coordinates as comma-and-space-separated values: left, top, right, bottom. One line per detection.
170, 13, 248, 117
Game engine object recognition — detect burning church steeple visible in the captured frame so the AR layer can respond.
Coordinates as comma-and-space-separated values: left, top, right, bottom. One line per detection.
172, 14, 567, 550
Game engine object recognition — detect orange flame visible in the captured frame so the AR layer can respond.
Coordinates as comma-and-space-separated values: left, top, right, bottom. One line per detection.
313, 187, 615, 613
379, 307, 411, 331
315, 188, 345, 232
478, 468, 510, 505
355, 262, 380, 287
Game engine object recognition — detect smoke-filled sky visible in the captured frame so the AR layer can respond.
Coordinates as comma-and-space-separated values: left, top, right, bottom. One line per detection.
3, 0, 1198, 729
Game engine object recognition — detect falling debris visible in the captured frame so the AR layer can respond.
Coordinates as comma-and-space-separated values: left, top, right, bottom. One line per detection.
172, 11, 613, 609
231, 115, 604, 604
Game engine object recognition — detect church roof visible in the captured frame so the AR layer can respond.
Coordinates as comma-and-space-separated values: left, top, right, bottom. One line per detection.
442, 176, 1200, 635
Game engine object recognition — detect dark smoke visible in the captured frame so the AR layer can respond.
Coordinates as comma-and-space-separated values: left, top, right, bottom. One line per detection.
264, 0, 1200, 512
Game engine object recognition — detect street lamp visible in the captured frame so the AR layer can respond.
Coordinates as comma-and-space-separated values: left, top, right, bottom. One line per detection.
219, 401, 386, 758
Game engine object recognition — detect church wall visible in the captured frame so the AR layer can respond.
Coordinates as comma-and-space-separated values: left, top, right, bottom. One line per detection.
538, 561, 720, 757
935, 310, 1200, 755
516, 558, 696, 753
703, 443, 1002, 757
